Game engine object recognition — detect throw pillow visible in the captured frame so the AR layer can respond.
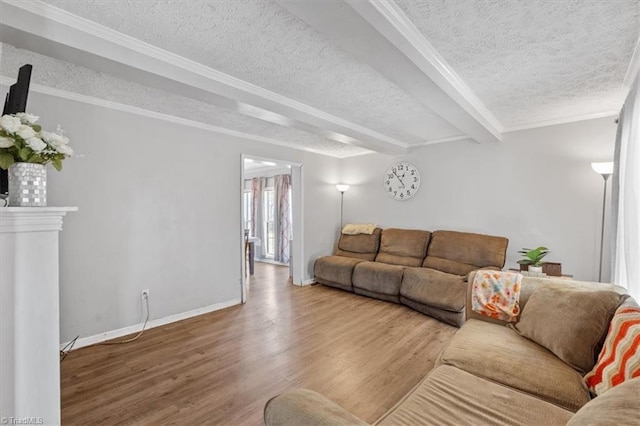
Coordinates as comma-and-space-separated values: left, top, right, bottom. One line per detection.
584, 304, 640, 395
513, 286, 626, 373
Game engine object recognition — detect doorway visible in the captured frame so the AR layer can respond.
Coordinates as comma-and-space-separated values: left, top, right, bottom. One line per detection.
240, 155, 302, 302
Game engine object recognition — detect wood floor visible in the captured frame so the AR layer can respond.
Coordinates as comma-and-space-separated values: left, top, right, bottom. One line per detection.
61, 263, 457, 425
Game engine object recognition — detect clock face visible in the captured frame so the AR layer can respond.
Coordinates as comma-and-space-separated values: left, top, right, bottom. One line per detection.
383, 161, 420, 200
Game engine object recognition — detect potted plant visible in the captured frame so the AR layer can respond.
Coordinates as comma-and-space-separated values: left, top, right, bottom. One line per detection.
0, 113, 73, 206
517, 247, 549, 273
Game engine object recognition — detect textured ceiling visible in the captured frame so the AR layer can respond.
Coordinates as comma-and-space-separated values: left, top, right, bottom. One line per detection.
1, 0, 639, 157
42, 0, 463, 144
394, 0, 640, 127
1, 43, 369, 157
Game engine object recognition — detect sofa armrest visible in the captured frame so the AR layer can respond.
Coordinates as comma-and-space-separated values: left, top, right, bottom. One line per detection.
264, 389, 368, 426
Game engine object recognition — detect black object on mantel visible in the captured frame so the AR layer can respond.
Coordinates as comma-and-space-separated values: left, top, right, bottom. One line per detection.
1, 64, 33, 195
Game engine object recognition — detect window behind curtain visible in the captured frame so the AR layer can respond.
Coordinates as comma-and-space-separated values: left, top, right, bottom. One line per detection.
243, 190, 252, 233
263, 189, 275, 257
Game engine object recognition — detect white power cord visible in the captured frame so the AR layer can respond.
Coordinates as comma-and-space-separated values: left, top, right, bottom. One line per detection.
98, 293, 150, 345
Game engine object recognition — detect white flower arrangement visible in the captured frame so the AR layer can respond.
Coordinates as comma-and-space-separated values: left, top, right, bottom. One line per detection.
0, 113, 74, 171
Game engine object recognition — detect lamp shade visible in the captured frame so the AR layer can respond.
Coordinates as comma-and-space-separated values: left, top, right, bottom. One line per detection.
591, 162, 614, 175
336, 184, 350, 193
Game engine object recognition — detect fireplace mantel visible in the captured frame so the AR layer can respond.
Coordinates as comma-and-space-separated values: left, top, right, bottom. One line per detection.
0, 206, 77, 424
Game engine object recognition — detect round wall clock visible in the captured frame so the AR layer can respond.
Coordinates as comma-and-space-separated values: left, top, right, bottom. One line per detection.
383, 161, 420, 200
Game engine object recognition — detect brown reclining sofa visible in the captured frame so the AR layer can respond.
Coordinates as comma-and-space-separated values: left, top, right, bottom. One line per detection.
314, 227, 509, 327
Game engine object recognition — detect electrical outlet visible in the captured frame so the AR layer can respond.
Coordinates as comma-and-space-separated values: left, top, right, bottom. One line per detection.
141, 289, 150, 300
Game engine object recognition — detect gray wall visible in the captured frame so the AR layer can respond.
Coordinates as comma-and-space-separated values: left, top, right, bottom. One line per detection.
339, 117, 617, 282
10, 87, 616, 343
18, 90, 340, 343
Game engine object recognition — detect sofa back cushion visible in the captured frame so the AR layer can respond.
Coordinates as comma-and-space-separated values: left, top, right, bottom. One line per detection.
375, 228, 431, 267
334, 228, 382, 261
423, 230, 508, 275
513, 285, 628, 373
465, 273, 635, 325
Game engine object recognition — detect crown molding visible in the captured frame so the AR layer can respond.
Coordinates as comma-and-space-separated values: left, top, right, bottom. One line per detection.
503, 111, 619, 133
408, 135, 474, 148
0, 76, 363, 158
346, 0, 504, 136
0, 0, 408, 155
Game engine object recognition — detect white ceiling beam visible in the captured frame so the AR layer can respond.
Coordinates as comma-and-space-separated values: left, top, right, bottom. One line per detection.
0, 0, 407, 155
276, 0, 503, 144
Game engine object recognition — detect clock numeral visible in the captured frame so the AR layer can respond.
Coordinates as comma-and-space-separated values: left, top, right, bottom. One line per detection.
413, 177, 417, 182
411, 184, 415, 189
386, 180, 390, 185
393, 191, 397, 196
407, 190, 411, 195
398, 164, 404, 170
411, 170, 415, 175
400, 193, 404, 198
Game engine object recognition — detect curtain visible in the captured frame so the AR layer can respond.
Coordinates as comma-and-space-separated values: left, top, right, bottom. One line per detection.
251, 177, 266, 258
273, 174, 292, 264
612, 75, 640, 300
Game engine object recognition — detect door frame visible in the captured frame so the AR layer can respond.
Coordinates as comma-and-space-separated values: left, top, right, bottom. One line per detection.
240, 154, 304, 303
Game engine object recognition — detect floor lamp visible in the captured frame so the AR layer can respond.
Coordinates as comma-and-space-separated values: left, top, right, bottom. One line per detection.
336, 184, 350, 229
591, 162, 614, 282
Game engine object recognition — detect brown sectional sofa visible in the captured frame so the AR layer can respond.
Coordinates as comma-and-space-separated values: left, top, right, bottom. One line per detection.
314, 228, 508, 326
265, 277, 639, 425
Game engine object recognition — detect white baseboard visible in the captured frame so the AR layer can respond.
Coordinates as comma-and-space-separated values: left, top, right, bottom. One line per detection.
292, 278, 315, 287
60, 298, 241, 350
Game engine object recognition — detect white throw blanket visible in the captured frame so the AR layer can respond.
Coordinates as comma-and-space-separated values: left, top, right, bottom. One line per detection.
471, 270, 522, 322
342, 223, 377, 235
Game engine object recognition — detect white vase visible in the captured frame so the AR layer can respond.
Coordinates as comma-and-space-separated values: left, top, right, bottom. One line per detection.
528, 265, 543, 273
8, 163, 47, 207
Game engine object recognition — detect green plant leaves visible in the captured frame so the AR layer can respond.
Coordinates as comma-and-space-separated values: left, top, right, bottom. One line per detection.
52, 157, 63, 171
518, 246, 550, 267
0, 152, 15, 170
19, 147, 32, 161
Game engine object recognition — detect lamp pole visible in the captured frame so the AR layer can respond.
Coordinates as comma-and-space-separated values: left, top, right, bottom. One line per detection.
340, 191, 345, 228
597, 173, 611, 282
336, 184, 350, 229
591, 162, 614, 282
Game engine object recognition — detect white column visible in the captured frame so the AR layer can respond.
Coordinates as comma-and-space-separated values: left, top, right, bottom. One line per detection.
0, 207, 77, 426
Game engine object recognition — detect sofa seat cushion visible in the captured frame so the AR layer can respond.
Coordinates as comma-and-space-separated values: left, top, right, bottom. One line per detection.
438, 319, 591, 412
314, 256, 365, 291
401, 268, 466, 313
375, 228, 431, 267
352, 262, 404, 298
376, 365, 573, 426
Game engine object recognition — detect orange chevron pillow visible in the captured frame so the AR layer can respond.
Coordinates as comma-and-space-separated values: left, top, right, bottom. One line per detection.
584, 305, 640, 396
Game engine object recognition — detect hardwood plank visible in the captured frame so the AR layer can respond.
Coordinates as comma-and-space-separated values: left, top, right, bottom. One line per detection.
61, 263, 457, 425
